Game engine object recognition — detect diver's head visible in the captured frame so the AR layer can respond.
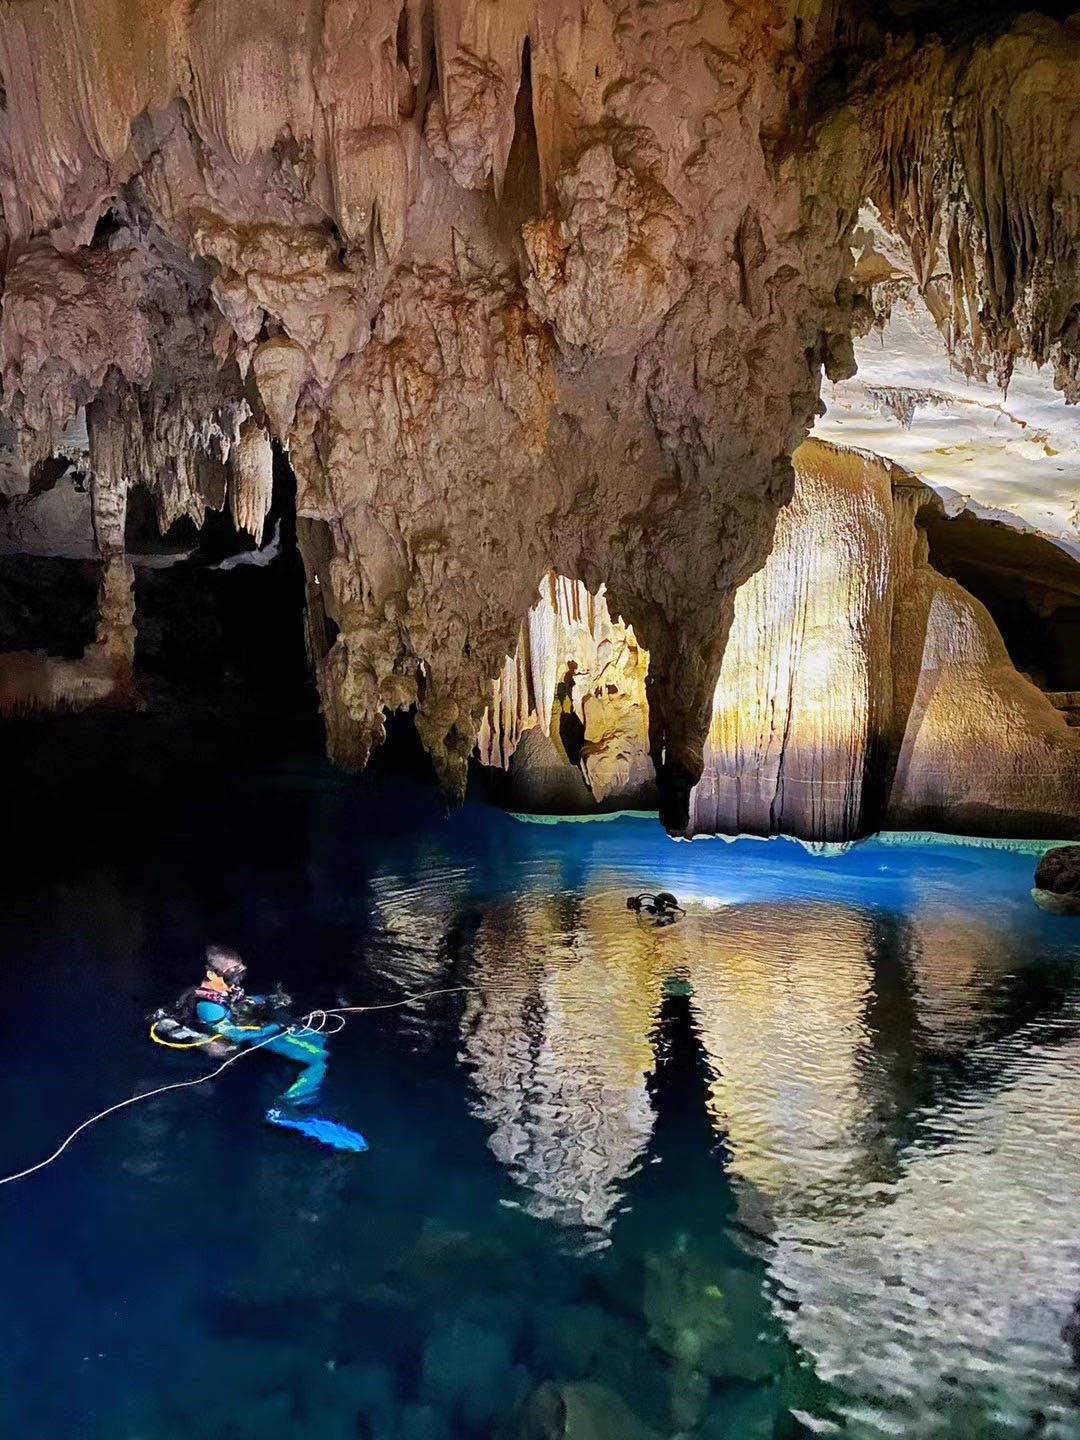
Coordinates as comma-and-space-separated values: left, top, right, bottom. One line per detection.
206, 944, 246, 983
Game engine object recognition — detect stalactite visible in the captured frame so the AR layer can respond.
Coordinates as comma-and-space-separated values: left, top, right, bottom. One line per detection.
2, 1, 1079, 831
229, 419, 274, 545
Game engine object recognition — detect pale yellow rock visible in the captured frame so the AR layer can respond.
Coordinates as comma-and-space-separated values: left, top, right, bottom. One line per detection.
691, 440, 897, 841
887, 572, 1080, 834
229, 419, 274, 545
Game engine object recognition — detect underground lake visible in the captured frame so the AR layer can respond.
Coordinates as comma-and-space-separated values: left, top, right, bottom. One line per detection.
2, 763, 1078, 1440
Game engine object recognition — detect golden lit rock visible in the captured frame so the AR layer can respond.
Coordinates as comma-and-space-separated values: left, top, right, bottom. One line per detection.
487, 442, 1080, 840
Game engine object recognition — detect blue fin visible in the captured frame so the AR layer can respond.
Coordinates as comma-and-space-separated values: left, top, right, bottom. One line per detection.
265, 1107, 368, 1152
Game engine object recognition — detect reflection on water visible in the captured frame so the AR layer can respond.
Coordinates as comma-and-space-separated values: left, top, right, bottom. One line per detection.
366, 819, 1080, 1437
2, 770, 1080, 1440
462, 891, 660, 1234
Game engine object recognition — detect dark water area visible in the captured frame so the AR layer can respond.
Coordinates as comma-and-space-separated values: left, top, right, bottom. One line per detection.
2, 761, 1080, 1439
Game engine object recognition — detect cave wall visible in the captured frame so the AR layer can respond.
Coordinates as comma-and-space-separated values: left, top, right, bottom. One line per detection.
484, 441, 1080, 841
689, 441, 899, 840
0, 0, 879, 825
886, 570, 1080, 835
0, 4, 1079, 824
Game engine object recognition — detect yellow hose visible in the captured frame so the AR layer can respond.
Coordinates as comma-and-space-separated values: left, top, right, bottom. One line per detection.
149, 1021, 217, 1051
149, 1019, 272, 1049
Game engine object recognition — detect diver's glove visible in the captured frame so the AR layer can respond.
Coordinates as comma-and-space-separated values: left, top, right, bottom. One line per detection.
265, 984, 295, 1024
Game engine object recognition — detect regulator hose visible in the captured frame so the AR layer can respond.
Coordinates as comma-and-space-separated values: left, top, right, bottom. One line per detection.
0, 985, 477, 1188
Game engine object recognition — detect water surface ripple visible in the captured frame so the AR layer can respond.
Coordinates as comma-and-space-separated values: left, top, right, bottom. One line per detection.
2, 768, 1079, 1439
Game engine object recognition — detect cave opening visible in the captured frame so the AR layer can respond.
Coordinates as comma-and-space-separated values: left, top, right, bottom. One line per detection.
131, 448, 315, 714
0, 444, 325, 827
471, 573, 657, 816
923, 506, 1080, 698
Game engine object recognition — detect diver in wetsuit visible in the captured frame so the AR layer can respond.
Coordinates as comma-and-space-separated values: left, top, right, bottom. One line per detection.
192, 945, 329, 1108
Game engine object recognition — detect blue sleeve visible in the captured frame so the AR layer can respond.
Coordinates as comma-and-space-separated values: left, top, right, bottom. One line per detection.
214, 1020, 282, 1041
195, 998, 281, 1042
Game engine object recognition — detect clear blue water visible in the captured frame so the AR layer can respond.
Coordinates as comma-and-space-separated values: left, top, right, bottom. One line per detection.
3, 761, 1080, 1439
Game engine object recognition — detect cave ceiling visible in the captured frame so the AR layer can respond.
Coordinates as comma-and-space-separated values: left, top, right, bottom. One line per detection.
0, 0, 1079, 825
816, 209, 1080, 559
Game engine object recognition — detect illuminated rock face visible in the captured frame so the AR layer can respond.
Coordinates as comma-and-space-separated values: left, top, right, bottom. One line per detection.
0, 0, 868, 824
697, 441, 1080, 840
886, 570, 1080, 835
487, 442, 1080, 841
2, 5, 1080, 827
690, 441, 899, 841
477, 575, 654, 813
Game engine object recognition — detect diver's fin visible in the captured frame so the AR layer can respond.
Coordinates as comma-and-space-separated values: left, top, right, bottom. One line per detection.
265, 1107, 368, 1152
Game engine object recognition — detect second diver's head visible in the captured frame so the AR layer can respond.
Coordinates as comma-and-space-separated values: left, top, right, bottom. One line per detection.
205, 944, 246, 986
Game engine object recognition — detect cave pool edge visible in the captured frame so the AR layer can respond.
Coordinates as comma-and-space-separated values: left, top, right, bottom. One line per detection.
1, 758, 1079, 1440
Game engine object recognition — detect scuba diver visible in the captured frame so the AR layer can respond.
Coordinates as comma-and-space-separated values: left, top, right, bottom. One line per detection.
626, 891, 684, 926
151, 945, 367, 1151
151, 945, 329, 1108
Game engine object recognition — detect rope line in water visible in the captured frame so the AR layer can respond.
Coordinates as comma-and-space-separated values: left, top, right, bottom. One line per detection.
0, 985, 477, 1189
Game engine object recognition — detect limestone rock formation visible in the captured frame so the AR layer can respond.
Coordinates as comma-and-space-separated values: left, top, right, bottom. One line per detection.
1032, 843, 1080, 915
847, 16, 1080, 402
701, 442, 1080, 840
0, 4, 1079, 827
691, 440, 899, 840
0, 0, 872, 822
886, 569, 1080, 836
510, 1382, 661, 1440
477, 574, 653, 813
488, 441, 1080, 841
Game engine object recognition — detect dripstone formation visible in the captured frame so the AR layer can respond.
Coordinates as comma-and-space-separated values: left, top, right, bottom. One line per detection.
1, 2, 1079, 833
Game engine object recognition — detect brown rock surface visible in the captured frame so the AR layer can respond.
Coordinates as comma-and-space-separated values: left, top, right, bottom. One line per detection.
0, 4, 1078, 825
1034, 845, 1080, 895
488, 442, 1080, 841
1032, 844, 1080, 914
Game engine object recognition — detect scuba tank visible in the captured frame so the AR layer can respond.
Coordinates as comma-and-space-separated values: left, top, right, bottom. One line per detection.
148, 989, 238, 1059
626, 891, 684, 925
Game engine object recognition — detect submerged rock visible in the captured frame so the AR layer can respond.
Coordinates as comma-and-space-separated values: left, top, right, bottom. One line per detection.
421, 1315, 530, 1432
396, 1403, 452, 1440
1033, 845, 1080, 915
643, 1250, 777, 1383
509, 1381, 662, 1440
700, 1383, 781, 1440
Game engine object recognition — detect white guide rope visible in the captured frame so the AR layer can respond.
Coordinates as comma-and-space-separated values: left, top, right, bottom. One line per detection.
0, 986, 476, 1188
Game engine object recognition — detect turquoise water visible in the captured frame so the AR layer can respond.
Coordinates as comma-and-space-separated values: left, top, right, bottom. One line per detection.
2, 761, 1080, 1439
